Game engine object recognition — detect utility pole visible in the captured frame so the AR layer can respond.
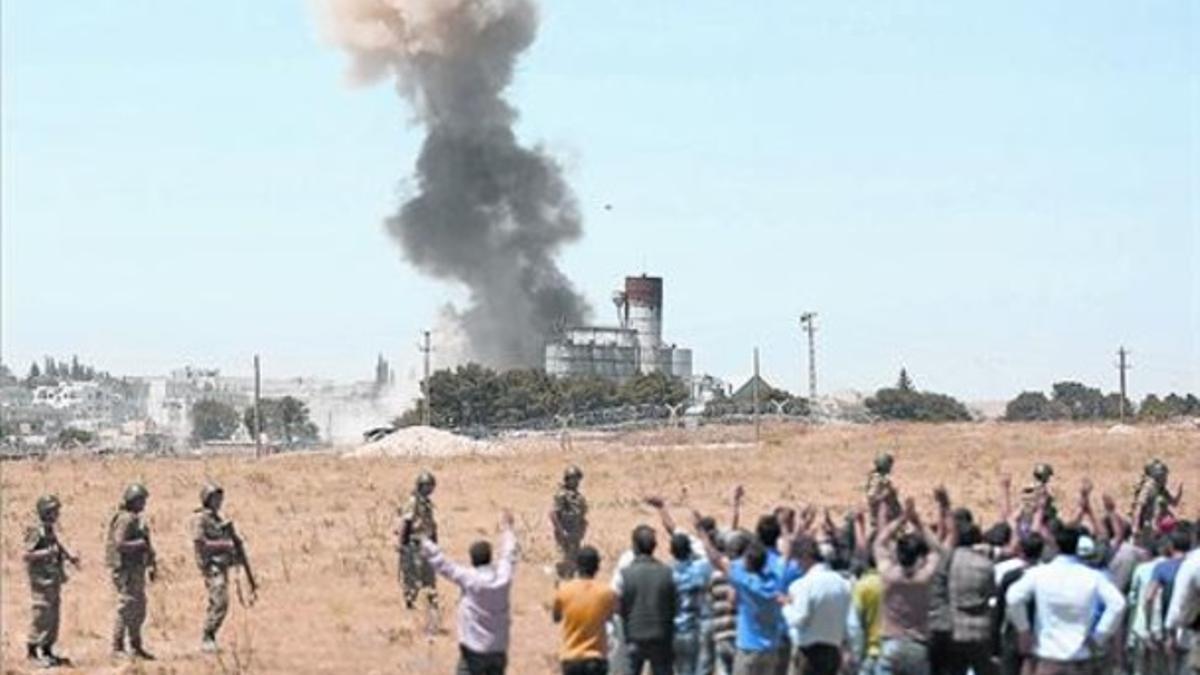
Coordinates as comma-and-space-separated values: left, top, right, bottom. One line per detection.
752, 347, 761, 444
1116, 346, 1131, 423
419, 331, 432, 427
253, 354, 262, 459
800, 312, 817, 401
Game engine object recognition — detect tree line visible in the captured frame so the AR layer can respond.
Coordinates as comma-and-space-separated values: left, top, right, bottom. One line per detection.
1005, 382, 1197, 422
190, 396, 319, 446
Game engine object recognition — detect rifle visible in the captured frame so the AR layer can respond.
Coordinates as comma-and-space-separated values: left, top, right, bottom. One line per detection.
224, 521, 258, 605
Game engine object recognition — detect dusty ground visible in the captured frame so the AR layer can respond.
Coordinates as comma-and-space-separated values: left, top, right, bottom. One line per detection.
1, 422, 1196, 674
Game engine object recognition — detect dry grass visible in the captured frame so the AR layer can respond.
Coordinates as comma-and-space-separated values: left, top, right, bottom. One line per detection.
1, 422, 1196, 673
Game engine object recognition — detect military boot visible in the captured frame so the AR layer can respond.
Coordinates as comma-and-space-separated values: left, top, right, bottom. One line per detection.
130, 640, 155, 661
201, 631, 218, 654
26, 643, 40, 662
42, 645, 71, 667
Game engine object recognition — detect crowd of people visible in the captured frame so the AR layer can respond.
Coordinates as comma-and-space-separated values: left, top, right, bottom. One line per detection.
416, 458, 1196, 675
19, 457, 1198, 675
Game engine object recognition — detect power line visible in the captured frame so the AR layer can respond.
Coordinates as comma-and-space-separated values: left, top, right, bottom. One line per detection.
417, 331, 432, 425
1116, 346, 1132, 423
800, 312, 817, 401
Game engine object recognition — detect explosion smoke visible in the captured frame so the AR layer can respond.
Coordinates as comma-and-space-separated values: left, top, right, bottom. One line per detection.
324, 0, 591, 367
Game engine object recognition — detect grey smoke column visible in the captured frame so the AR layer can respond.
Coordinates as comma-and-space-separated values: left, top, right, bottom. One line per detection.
325, 0, 590, 367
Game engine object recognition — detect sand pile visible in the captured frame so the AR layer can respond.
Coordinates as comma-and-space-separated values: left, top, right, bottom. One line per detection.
343, 426, 492, 458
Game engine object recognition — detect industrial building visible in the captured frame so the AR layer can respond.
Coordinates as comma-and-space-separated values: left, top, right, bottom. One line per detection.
545, 275, 693, 383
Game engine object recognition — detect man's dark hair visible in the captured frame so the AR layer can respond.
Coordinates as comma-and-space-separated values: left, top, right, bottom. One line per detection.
576, 546, 601, 578
756, 515, 782, 549
632, 525, 657, 556
743, 541, 768, 574
1019, 532, 1045, 561
1169, 528, 1193, 554
725, 530, 751, 559
984, 522, 1012, 548
697, 516, 717, 536
956, 523, 983, 548
790, 536, 822, 563
469, 540, 492, 567
670, 533, 693, 562
1054, 524, 1082, 556
896, 533, 925, 568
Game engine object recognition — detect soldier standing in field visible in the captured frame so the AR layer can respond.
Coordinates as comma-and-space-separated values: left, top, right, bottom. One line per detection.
865, 453, 901, 525
106, 483, 157, 660
25, 495, 78, 668
192, 482, 256, 653
550, 465, 589, 581
1131, 458, 1182, 531
399, 470, 440, 635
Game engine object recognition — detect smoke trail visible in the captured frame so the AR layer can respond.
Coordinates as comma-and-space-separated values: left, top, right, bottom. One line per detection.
323, 0, 591, 367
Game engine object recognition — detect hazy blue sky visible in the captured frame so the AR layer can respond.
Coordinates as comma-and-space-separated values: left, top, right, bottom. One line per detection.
3, 1, 1196, 401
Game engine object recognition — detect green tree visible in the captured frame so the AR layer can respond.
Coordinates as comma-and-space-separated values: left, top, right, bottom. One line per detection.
557, 374, 621, 414
1051, 381, 1105, 420
1004, 391, 1067, 421
619, 372, 689, 407
27, 361, 41, 382
190, 399, 241, 442
865, 369, 971, 422
244, 396, 320, 447
56, 427, 94, 447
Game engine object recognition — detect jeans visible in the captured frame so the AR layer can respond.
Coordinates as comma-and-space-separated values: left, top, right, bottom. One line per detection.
798, 643, 841, 675
456, 645, 507, 675
563, 659, 610, 675
878, 638, 929, 675
733, 649, 779, 675
627, 639, 674, 675
675, 630, 702, 675
698, 620, 716, 675
944, 639, 996, 675
714, 640, 737, 675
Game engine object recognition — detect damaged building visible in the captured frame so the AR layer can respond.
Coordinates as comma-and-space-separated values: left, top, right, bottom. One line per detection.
545, 275, 692, 383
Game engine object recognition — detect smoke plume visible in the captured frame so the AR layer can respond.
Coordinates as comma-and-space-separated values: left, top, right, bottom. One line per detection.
323, 0, 591, 367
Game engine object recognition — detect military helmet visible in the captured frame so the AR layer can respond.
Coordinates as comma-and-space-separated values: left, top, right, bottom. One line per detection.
122, 482, 149, 507
1033, 463, 1054, 484
1145, 459, 1168, 482
874, 452, 894, 475
564, 465, 583, 481
36, 494, 62, 519
416, 470, 436, 488
200, 482, 224, 507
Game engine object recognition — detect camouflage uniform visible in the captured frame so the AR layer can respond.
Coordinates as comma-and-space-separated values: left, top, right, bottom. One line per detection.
106, 487, 156, 655
25, 499, 69, 658
1131, 460, 1176, 531
399, 487, 438, 610
1019, 464, 1057, 528
552, 475, 588, 580
192, 496, 234, 641
866, 453, 901, 524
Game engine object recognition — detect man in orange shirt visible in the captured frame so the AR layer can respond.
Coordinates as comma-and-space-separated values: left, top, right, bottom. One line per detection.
554, 546, 618, 675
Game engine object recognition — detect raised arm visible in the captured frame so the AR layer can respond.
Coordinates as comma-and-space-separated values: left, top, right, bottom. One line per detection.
730, 485, 744, 531
496, 510, 519, 582
694, 510, 730, 575
645, 497, 677, 535
933, 487, 953, 549
872, 501, 905, 576
421, 537, 472, 588
999, 474, 1013, 525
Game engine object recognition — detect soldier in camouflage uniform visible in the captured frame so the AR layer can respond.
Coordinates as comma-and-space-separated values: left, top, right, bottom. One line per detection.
865, 453, 901, 525
106, 483, 157, 660
192, 482, 251, 653
24, 495, 77, 668
1131, 459, 1181, 532
1018, 463, 1057, 530
398, 470, 440, 632
550, 465, 588, 580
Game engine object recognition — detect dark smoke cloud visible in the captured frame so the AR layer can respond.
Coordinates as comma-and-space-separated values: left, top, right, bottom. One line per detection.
324, 0, 590, 367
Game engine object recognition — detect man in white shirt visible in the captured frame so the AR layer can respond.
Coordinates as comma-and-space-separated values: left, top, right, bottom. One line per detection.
783, 537, 851, 675
1165, 547, 1200, 674
1006, 524, 1126, 675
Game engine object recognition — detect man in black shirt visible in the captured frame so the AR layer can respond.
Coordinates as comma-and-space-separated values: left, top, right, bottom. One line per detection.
619, 525, 677, 675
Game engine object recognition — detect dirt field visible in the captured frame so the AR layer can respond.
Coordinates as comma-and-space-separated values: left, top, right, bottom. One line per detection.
1, 422, 1196, 674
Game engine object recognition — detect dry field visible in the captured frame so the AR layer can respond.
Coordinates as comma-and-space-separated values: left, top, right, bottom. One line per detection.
1, 422, 1196, 674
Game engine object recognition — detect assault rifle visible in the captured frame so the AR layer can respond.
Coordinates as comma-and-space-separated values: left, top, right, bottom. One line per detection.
223, 521, 258, 605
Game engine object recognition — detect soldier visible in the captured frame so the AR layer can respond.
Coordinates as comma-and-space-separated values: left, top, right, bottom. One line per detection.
398, 470, 439, 635
106, 483, 157, 660
865, 452, 901, 525
1018, 463, 1057, 529
192, 482, 256, 653
1131, 459, 1182, 531
549, 465, 589, 580
24, 495, 77, 668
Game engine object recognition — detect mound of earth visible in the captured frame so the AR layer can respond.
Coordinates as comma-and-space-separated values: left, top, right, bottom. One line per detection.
343, 425, 492, 458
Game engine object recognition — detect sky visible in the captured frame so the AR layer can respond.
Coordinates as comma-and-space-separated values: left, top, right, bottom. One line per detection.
2, 1, 1196, 402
